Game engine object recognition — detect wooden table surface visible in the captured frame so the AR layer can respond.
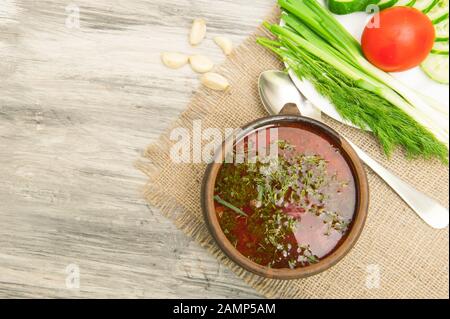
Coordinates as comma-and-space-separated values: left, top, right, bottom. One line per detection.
0, 0, 274, 298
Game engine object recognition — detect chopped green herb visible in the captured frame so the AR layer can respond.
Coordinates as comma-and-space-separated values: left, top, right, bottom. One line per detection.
214, 195, 248, 217
215, 137, 355, 269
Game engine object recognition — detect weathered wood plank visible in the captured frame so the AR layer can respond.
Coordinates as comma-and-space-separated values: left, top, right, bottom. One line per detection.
0, 0, 273, 298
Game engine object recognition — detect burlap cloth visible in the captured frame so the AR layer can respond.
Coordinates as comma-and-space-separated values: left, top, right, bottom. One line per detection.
138, 8, 449, 299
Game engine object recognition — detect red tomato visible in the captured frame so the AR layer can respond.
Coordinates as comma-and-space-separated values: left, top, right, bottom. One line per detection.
361, 7, 435, 72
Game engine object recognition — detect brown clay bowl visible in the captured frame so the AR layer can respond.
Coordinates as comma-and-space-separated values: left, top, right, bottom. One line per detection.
202, 115, 369, 280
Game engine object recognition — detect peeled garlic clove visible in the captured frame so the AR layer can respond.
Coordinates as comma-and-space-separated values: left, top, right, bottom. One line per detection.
201, 73, 230, 91
189, 55, 214, 73
190, 18, 206, 46
214, 36, 233, 55
161, 52, 188, 69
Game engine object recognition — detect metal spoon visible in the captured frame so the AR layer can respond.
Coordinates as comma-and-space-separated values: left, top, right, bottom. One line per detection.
258, 70, 449, 229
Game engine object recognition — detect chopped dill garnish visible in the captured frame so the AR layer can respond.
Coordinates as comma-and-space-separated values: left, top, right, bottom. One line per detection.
214, 195, 248, 217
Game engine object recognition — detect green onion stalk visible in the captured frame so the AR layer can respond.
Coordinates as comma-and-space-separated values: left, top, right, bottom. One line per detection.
273, 0, 449, 145
258, 37, 448, 162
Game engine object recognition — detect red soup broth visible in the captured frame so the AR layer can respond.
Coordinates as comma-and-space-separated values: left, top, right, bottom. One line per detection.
214, 123, 356, 269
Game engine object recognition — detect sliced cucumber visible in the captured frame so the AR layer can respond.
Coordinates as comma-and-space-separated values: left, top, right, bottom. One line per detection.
435, 19, 449, 41
426, 0, 440, 13
432, 41, 450, 54
378, 0, 399, 9
326, 0, 417, 14
356, 0, 414, 11
427, 0, 449, 24
414, 0, 440, 11
433, 12, 449, 24
421, 53, 449, 84
396, 0, 417, 6
327, 0, 381, 14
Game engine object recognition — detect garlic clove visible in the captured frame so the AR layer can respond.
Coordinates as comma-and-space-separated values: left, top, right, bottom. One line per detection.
189, 55, 214, 73
161, 52, 189, 69
201, 73, 230, 91
214, 36, 233, 55
190, 18, 207, 46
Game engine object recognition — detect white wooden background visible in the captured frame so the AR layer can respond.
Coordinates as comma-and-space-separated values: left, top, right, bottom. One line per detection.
0, 0, 274, 298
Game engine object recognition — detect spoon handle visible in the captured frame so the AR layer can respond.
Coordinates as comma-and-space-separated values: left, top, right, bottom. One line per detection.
345, 139, 449, 229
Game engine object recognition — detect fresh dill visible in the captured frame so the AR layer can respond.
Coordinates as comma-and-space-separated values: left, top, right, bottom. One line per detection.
257, 38, 449, 163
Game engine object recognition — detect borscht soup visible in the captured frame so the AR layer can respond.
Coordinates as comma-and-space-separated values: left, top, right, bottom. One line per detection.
213, 123, 357, 270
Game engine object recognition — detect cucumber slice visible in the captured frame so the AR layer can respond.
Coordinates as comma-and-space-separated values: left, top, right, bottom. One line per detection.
378, 0, 399, 9
396, 0, 416, 6
425, 0, 440, 13
433, 12, 449, 24
427, 0, 449, 24
414, 0, 440, 11
327, 0, 381, 14
421, 53, 449, 84
435, 19, 449, 41
326, 0, 416, 14
432, 41, 450, 54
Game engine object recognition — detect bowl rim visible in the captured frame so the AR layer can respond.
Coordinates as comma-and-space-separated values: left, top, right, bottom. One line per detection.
201, 115, 369, 280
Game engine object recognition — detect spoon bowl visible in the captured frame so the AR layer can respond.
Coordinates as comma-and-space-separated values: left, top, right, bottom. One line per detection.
258, 70, 321, 119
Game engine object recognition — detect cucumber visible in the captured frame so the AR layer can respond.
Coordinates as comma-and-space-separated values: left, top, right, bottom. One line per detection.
421, 53, 449, 84
380, 0, 416, 9
427, 0, 449, 24
396, 0, 417, 6
326, 0, 416, 14
432, 41, 450, 54
378, 0, 399, 9
414, 0, 440, 11
435, 19, 449, 41
327, 0, 381, 14
425, 0, 440, 13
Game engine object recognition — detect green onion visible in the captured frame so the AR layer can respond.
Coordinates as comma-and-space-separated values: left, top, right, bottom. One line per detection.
257, 0, 449, 162
258, 37, 448, 160
214, 195, 248, 217
277, 0, 449, 144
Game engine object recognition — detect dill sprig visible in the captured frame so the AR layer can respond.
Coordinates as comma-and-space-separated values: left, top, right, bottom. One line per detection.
257, 38, 449, 163
257, 0, 448, 163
